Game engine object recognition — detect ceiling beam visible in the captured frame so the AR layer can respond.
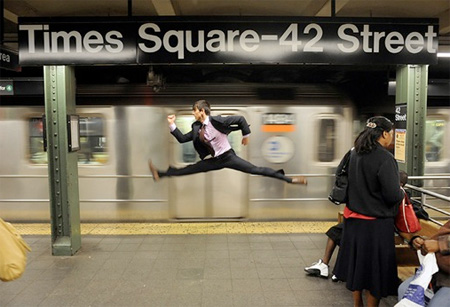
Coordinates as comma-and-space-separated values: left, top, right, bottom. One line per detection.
315, 0, 350, 17
3, 9, 18, 23
301, 0, 328, 16
438, 9, 450, 35
151, 0, 176, 16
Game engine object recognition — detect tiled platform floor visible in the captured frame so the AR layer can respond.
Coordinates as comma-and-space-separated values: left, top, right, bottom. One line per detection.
1, 223, 399, 306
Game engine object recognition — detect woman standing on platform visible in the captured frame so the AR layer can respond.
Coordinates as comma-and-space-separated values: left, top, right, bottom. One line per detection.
333, 116, 404, 307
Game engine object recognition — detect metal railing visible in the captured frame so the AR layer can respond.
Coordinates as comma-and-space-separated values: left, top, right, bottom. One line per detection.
1, 174, 449, 216
249, 173, 333, 202
0, 174, 163, 203
405, 176, 450, 226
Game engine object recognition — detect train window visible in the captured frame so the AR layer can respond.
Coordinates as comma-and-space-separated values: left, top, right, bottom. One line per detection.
425, 119, 445, 162
317, 118, 336, 162
29, 118, 47, 164
78, 117, 108, 164
29, 116, 108, 165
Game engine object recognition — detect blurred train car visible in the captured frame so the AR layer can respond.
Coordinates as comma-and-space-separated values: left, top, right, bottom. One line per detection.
0, 83, 448, 222
423, 106, 450, 203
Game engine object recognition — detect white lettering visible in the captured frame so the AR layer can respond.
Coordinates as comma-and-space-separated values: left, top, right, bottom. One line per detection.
337, 24, 359, 53
43, 25, 51, 53
83, 31, 104, 53
405, 32, 424, 54
227, 30, 240, 51
186, 30, 205, 52
17, 21, 439, 63
19, 24, 43, 53
385, 31, 404, 53
361, 25, 373, 52
303, 23, 323, 52
163, 30, 184, 59
337, 24, 437, 55
373, 31, 386, 53
240, 30, 259, 52
105, 31, 124, 53
0, 53, 11, 62
43, 31, 51, 53
52, 31, 83, 53
279, 24, 301, 51
206, 30, 226, 53
425, 26, 437, 53
395, 114, 407, 121
138, 23, 162, 53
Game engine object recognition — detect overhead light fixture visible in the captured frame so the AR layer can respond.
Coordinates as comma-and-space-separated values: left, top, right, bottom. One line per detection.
437, 53, 450, 58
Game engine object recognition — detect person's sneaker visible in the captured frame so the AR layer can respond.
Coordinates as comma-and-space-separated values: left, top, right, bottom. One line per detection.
304, 259, 329, 278
331, 274, 339, 282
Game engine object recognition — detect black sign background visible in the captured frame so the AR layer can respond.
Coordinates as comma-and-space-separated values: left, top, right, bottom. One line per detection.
0, 46, 20, 71
18, 16, 439, 66
0, 80, 14, 95
395, 104, 408, 129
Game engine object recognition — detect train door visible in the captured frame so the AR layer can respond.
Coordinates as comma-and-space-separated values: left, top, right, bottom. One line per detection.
424, 113, 449, 197
169, 110, 247, 219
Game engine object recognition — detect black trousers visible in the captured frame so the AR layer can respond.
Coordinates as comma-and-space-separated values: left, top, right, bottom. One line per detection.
159, 149, 293, 183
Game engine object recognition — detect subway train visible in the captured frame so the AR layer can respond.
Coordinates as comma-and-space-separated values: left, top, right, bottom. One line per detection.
0, 83, 448, 222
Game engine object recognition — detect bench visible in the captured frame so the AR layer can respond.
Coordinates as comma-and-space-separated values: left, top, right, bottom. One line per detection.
396, 219, 441, 280
337, 212, 441, 280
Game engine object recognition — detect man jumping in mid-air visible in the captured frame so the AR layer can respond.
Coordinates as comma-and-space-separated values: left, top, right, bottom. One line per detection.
149, 99, 307, 185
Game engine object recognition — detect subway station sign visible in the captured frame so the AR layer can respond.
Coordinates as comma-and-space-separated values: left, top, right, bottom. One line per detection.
18, 16, 439, 66
0, 46, 20, 71
0, 80, 14, 95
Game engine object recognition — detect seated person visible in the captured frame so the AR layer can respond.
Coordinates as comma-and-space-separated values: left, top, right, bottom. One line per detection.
398, 219, 450, 307
304, 223, 343, 281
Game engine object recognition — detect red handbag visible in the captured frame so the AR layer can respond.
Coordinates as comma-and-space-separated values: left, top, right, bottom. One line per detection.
395, 191, 421, 233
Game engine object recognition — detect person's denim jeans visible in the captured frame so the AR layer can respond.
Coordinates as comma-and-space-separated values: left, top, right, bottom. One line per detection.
398, 276, 450, 307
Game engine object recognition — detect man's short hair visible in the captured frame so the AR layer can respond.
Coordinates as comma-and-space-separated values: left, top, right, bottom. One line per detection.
193, 100, 211, 115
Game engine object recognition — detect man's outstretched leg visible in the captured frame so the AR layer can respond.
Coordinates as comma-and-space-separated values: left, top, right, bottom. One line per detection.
149, 158, 224, 181
220, 150, 307, 184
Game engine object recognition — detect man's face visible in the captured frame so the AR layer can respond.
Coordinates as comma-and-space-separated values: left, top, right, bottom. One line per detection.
192, 107, 204, 121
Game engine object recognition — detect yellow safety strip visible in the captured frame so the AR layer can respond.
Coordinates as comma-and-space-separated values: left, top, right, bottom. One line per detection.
14, 222, 337, 235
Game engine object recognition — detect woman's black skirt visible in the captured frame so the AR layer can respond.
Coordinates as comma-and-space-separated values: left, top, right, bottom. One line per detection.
333, 217, 398, 299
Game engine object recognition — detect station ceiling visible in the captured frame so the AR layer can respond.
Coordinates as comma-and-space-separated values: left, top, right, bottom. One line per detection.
3, 0, 450, 46
2, 0, 449, 103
